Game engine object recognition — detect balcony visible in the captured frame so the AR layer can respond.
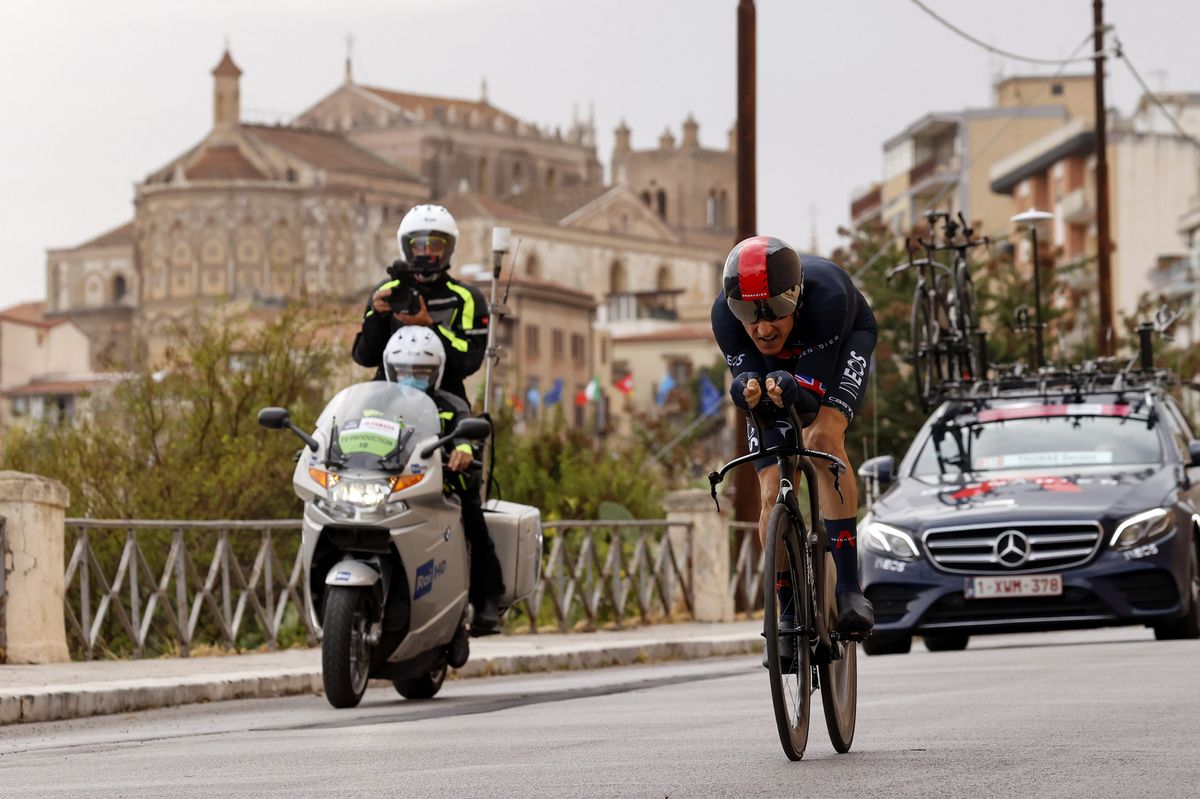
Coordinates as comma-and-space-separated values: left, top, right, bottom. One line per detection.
1059, 186, 1095, 225
908, 156, 959, 200
1147, 256, 1195, 301
599, 290, 681, 324
850, 185, 882, 224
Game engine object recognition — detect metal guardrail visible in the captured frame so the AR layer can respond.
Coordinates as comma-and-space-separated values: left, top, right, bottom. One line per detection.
63, 520, 312, 660
62, 518, 695, 658
728, 521, 764, 613
518, 520, 694, 633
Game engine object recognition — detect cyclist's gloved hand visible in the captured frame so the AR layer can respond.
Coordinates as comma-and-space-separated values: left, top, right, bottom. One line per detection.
765, 371, 822, 419
730, 371, 762, 410
764, 371, 799, 408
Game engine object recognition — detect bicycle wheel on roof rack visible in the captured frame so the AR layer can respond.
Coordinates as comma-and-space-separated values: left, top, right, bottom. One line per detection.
955, 263, 980, 380
910, 291, 940, 410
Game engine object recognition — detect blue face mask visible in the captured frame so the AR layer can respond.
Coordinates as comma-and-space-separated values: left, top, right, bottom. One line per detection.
396, 375, 431, 391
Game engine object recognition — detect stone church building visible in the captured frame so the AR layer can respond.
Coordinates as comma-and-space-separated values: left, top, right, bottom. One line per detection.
36, 48, 737, 425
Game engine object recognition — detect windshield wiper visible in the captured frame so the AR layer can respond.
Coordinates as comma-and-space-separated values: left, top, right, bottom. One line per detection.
325, 416, 349, 469
378, 427, 415, 471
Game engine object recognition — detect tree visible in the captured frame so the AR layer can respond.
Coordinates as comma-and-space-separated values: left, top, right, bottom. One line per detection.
0, 302, 343, 519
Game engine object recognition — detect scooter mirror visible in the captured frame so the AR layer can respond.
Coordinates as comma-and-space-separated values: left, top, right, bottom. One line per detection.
453, 418, 492, 441
258, 407, 291, 430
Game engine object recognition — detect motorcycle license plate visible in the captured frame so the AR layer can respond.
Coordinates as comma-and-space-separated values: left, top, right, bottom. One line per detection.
965, 574, 1062, 599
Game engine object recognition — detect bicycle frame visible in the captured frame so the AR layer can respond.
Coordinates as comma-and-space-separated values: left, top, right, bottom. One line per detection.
708, 406, 848, 652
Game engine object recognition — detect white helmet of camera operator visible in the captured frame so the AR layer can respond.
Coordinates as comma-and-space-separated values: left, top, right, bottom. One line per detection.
383, 326, 446, 391
396, 204, 459, 278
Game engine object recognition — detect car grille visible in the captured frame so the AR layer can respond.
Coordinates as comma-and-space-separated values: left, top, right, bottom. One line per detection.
922, 521, 1102, 575
920, 587, 1113, 627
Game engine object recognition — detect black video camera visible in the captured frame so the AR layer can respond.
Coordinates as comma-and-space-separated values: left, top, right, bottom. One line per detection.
385, 259, 424, 316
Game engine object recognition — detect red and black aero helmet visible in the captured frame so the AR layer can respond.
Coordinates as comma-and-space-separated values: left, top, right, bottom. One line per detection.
722, 236, 804, 324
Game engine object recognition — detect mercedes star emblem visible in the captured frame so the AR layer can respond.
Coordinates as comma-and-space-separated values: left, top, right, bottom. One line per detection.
995, 529, 1031, 567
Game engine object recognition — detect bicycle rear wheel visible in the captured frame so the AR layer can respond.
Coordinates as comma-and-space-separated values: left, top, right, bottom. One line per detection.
817, 552, 858, 752
955, 263, 980, 379
763, 503, 812, 761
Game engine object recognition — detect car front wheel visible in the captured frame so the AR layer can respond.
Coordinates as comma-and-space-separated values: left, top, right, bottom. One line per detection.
1154, 535, 1199, 641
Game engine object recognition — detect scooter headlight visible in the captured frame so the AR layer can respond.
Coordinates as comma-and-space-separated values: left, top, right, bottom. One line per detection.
330, 478, 391, 510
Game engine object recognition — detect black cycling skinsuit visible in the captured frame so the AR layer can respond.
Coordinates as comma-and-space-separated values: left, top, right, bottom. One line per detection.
352, 275, 489, 403
431, 388, 505, 604
711, 254, 877, 468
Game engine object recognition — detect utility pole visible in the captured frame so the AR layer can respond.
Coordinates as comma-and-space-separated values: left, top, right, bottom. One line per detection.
1093, 0, 1115, 356
734, 0, 758, 527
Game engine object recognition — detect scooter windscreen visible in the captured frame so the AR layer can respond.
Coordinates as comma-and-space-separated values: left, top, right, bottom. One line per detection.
314, 381, 440, 470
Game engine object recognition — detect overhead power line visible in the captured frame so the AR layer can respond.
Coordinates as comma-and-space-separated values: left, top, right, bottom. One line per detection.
907, 0, 1108, 66
1114, 36, 1200, 147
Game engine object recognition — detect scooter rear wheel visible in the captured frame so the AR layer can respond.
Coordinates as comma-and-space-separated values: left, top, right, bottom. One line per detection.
393, 660, 448, 700
322, 586, 373, 709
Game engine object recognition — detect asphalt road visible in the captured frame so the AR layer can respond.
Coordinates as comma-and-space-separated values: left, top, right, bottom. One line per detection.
1, 627, 1197, 798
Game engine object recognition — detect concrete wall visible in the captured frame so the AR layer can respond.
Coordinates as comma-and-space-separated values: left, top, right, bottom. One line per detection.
0, 471, 70, 664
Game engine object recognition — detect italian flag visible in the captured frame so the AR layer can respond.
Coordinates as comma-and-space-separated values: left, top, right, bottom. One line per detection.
584, 377, 601, 402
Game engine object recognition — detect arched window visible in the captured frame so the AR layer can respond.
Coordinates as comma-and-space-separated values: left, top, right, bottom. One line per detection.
656, 189, 667, 220
706, 190, 718, 228
477, 157, 489, 194
656, 265, 671, 292
113, 274, 127, 302
609, 260, 627, 294
512, 162, 523, 194
640, 190, 652, 206
525, 254, 541, 281
546, 167, 557, 188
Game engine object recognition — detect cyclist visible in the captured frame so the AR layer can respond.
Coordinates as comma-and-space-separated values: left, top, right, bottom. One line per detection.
353, 204, 489, 405
712, 236, 876, 641
382, 326, 505, 635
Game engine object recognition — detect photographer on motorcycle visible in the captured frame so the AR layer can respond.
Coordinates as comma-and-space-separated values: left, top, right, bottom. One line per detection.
383, 326, 505, 635
353, 205, 489, 405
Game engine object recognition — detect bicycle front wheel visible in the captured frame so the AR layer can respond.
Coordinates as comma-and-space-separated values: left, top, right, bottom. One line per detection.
818, 552, 858, 752
910, 291, 940, 409
763, 503, 812, 761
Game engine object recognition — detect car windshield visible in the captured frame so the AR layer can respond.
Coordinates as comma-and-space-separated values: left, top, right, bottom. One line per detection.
912, 409, 1162, 477
314, 381, 440, 471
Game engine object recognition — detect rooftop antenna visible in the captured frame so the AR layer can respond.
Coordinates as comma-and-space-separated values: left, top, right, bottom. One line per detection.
480, 76, 488, 103
344, 33, 354, 84
809, 203, 819, 254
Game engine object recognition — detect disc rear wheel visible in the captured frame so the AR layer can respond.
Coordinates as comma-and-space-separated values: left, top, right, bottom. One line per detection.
818, 553, 857, 752
763, 503, 812, 761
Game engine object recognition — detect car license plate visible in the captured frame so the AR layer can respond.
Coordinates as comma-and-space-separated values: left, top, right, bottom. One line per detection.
965, 574, 1062, 599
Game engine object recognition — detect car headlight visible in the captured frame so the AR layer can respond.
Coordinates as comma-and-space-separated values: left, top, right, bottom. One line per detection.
1110, 508, 1173, 549
862, 522, 919, 560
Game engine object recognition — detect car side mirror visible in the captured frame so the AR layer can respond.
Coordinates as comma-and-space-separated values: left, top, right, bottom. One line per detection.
1189, 440, 1200, 467
453, 418, 492, 441
860, 455, 895, 487
258, 407, 290, 429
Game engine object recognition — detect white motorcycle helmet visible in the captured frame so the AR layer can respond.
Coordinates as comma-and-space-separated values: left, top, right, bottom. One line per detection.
383, 326, 446, 391
396, 204, 459, 279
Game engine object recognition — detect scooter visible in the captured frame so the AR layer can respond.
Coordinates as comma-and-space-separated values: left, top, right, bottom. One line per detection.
258, 380, 541, 708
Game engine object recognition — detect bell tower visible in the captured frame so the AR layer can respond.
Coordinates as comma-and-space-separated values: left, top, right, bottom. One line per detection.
211, 48, 242, 131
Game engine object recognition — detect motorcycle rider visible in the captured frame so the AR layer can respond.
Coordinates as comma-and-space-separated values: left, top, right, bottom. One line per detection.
712, 236, 877, 652
353, 205, 489, 405
383, 326, 505, 635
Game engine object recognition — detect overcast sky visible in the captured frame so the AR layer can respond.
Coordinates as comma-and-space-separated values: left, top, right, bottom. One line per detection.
2, 0, 1198, 311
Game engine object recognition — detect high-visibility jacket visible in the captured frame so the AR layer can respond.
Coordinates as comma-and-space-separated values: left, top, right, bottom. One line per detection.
351, 274, 489, 404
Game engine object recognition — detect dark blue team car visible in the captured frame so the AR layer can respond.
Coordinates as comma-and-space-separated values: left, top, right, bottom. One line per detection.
857, 379, 1200, 655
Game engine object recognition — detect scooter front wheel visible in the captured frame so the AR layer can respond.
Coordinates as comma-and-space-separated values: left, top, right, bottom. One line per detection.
322, 586, 374, 708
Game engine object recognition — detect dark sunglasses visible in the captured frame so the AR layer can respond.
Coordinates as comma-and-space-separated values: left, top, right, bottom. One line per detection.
726, 287, 800, 325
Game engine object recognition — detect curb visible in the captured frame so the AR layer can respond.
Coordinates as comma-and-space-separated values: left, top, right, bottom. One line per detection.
0, 635, 762, 726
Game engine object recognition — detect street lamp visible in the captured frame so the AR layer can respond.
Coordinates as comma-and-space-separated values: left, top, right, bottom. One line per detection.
1012, 209, 1055, 369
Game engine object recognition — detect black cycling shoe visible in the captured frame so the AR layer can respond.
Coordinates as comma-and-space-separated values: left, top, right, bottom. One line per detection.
835, 591, 875, 636
763, 613, 798, 671
470, 596, 502, 637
